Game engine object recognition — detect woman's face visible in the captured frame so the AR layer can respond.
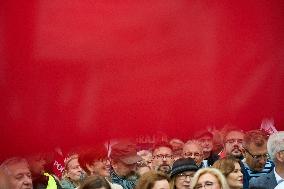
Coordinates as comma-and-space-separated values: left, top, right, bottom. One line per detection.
67, 158, 84, 181
226, 163, 243, 189
152, 179, 170, 189
195, 173, 221, 189
174, 171, 195, 189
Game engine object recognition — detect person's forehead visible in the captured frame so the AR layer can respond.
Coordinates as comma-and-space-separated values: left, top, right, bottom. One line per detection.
154, 146, 172, 154
68, 158, 80, 167
226, 131, 244, 139
198, 173, 218, 183
7, 162, 30, 175
184, 144, 202, 152
248, 143, 267, 153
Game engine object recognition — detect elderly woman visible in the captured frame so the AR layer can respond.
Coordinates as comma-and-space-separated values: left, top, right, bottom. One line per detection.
190, 168, 229, 189
170, 158, 199, 189
61, 154, 85, 189
135, 171, 170, 189
212, 157, 243, 189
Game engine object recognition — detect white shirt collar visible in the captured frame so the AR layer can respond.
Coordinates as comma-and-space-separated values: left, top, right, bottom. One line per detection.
274, 167, 284, 184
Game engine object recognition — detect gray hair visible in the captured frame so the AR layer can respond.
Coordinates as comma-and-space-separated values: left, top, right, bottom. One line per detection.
0, 157, 29, 175
183, 140, 203, 153
267, 131, 284, 161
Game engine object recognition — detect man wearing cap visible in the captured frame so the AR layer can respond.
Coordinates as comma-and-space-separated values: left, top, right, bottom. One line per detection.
170, 157, 199, 189
110, 140, 142, 189
195, 130, 219, 167
249, 131, 284, 189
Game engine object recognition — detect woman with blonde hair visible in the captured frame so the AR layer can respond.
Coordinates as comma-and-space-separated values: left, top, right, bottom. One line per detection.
212, 157, 243, 189
190, 168, 229, 189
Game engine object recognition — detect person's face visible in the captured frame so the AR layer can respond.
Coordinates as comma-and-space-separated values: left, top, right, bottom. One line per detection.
152, 147, 174, 173
114, 161, 137, 177
224, 131, 244, 158
66, 158, 84, 181
152, 179, 170, 189
198, 136, 213, 153
6, 162, 33, 189
195, 173, 221, 189
183, 144, 203, 166
89, 158, 110, 177
244, 143, 268, 172
226, 163, 243, 189
174, 171, 195, 189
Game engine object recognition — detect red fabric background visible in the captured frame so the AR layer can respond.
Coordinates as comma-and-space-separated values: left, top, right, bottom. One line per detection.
1, 0, 284, 157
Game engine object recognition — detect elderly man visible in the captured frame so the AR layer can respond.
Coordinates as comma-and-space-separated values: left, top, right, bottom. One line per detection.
0, 157, 33, 189
249, 131, 284, 189
151, 142, 174, 174
182, 140, 205, 168
242, 130, 274, 180
194, 130, 219, 166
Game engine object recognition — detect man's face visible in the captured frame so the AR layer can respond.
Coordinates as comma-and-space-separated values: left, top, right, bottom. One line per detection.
113, 160, 137, 178
152, 147, 174, 174
90, 158, 110, 177
66, 158, 84, 181
224, 131, 244, 158
6, 162, 33, 189
183, 144, 203, 166
245, 143, 268, 172
198, 136, 213, 153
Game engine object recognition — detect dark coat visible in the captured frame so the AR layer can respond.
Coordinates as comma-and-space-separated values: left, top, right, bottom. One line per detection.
249, 171, 277, 189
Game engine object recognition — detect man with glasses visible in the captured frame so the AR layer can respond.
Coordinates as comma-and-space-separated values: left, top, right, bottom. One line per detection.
242, 130, 274, 180
183, 140, 206, 168
249, 131, 284, 189
223, 129, 244, 159
151, 142, 174, 174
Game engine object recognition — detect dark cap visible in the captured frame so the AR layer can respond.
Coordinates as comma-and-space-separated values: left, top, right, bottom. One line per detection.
110, 141, 142, 165
194, 130, 213, 139
170, 158, 199, 178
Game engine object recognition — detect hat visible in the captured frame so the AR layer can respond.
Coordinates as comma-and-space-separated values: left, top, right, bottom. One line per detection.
110, 141, 142, 165
170, 158, 199, 178
267, 131, 284, 160
194, 130, 213, 139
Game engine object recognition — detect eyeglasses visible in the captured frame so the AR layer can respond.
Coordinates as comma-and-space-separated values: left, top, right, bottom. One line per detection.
244, 149, 269, 160
225, 139, 243, 145
177, 173, 194, 180
154, 154, 173, 159
194, 181, 215, 189
184, 152, 201, 157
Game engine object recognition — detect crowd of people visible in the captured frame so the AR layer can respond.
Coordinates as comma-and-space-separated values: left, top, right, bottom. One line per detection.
0, 127, 283, 189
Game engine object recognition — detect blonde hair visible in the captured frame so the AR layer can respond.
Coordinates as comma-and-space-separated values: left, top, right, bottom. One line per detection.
190, 168, 229, 189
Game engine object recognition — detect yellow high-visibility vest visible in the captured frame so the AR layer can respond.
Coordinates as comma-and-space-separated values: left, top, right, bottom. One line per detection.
43, 173, 58, 189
